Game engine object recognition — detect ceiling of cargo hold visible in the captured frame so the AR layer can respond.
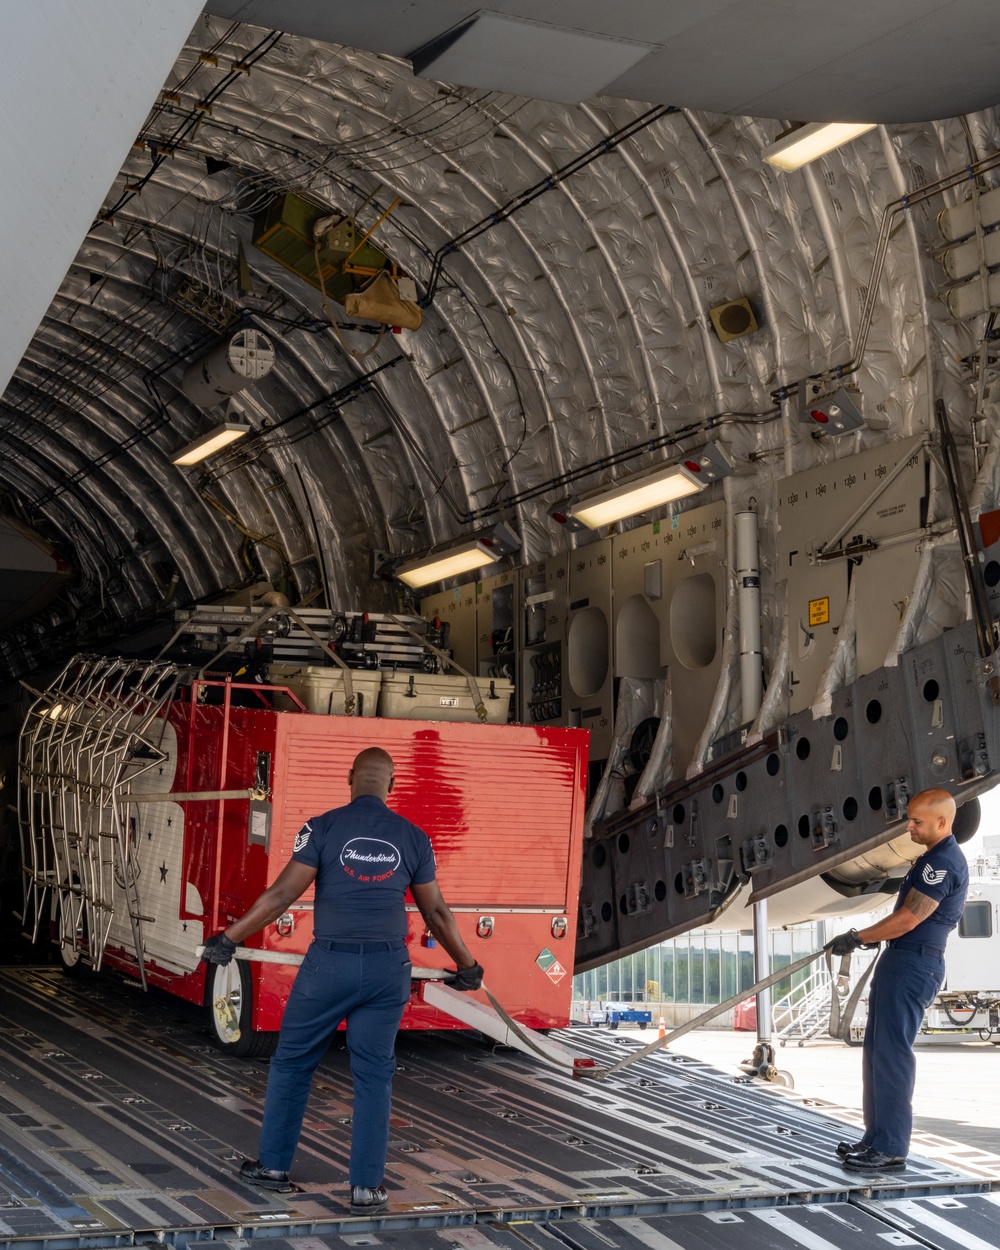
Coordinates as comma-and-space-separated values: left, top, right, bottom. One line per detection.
2, 0, 1000, 677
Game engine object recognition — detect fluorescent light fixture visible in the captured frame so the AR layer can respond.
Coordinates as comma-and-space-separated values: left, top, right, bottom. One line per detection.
569, 445, 733, 529
763, 122, 876, 171
570, 466, 700, 529
396, 539, 499, 589
171, 422, 250, 466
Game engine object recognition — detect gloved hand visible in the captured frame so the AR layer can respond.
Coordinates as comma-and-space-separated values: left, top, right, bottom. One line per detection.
827, 929, 863, 956
450, 962, 484, 991
200, 932, 237, 965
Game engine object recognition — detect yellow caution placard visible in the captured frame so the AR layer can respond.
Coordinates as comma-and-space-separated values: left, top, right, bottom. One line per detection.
808, 596, 830, 626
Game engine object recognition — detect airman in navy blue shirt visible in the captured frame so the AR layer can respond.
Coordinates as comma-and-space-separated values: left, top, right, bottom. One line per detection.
200, 747, 484, 1213
828, 788, 969, 1172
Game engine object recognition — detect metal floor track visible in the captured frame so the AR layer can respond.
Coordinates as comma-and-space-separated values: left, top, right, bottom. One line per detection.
0, 968, 996, 1250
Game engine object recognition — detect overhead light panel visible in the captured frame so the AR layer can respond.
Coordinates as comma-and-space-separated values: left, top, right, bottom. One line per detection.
171, 422, 249, 466
569, 445, 733, 529
396, 539, 500, 589
763, 122, 876, 171
570, 467, 697, 529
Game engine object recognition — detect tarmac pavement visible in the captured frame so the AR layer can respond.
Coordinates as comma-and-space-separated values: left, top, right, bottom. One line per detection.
605, 1023, 1000, 1167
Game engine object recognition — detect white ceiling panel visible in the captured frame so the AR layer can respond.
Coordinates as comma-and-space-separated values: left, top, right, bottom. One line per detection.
207, 0, 1000, 121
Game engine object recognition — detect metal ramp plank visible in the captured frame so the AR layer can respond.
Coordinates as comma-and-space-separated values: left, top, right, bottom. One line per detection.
854, 1194, 1000, 1248
192, 1201, 957, 1250
498, 1206, 927, 1249
0, 968, 995, 1250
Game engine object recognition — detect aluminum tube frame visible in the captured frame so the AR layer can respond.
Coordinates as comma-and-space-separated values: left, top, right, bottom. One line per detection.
736, 510, 763, 723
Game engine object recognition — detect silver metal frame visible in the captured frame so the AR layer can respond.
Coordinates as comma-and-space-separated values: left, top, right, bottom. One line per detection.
19, 656, 180, 986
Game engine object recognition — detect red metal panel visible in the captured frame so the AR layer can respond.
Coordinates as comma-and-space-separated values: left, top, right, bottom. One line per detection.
95, 695, 588, 1036
271, 718, 587, 907
254, 715, 589, 1032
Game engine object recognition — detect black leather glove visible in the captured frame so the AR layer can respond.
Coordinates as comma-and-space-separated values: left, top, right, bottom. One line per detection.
827, 929, 863, 956
450, 962, 484, 991
201, 932, 237, 965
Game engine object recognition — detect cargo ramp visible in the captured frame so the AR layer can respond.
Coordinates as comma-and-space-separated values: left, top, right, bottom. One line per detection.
0, 967, 998, 1250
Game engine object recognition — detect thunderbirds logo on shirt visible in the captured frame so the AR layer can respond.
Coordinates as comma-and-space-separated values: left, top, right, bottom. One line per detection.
293, 822, 312, 853
340, 837, 401, 883
921, 863, 947, 887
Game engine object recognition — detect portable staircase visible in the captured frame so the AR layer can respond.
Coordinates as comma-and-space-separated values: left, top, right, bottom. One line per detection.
773, 964, 836, 1046
773, 949, 878, 1046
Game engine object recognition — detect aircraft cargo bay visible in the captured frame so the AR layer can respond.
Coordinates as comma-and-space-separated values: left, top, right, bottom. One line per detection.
4, 4, 1000, 1248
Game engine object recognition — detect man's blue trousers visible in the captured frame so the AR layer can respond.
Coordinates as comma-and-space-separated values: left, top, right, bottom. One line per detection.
861, 944, 944, 1158
258, 940, 412, 1185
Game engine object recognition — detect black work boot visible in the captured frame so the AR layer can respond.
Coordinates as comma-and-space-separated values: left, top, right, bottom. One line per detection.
842, 1146, 906, 1172
239, 1159, 293, 1192
350, 1184, 389, 1213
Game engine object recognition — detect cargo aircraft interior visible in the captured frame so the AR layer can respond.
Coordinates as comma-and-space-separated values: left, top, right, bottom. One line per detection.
2, 3, 1000, 1248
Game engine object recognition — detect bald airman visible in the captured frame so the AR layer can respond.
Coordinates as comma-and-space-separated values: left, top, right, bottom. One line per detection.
200, 746, 483, 1211
827, 787, 969, 1172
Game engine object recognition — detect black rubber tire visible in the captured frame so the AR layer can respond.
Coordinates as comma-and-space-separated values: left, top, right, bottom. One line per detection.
953, 797, 981, 845
204, 958, 278, 1058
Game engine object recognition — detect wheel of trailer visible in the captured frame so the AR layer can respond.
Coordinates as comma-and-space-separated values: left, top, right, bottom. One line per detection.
204, 959, 278, 1058
56, 899, 95, 977
638, 1022, 648, 1030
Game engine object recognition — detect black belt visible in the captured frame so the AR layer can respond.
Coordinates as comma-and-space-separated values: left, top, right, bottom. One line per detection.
312, 938, 406, 953
888, 939, 945, 957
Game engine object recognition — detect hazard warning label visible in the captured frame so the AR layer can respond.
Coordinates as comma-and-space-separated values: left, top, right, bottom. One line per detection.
808, 596, 830, 626
535, 947, 567, 984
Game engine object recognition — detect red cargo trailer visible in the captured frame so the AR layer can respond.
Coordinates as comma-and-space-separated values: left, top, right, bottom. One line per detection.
20, 660, 589, 1058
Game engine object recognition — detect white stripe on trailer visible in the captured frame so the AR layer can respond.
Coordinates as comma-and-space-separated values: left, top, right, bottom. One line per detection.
195, 945, 452, 977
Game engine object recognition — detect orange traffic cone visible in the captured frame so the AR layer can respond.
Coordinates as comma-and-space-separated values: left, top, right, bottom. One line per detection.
658, 1014, 666, 1039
